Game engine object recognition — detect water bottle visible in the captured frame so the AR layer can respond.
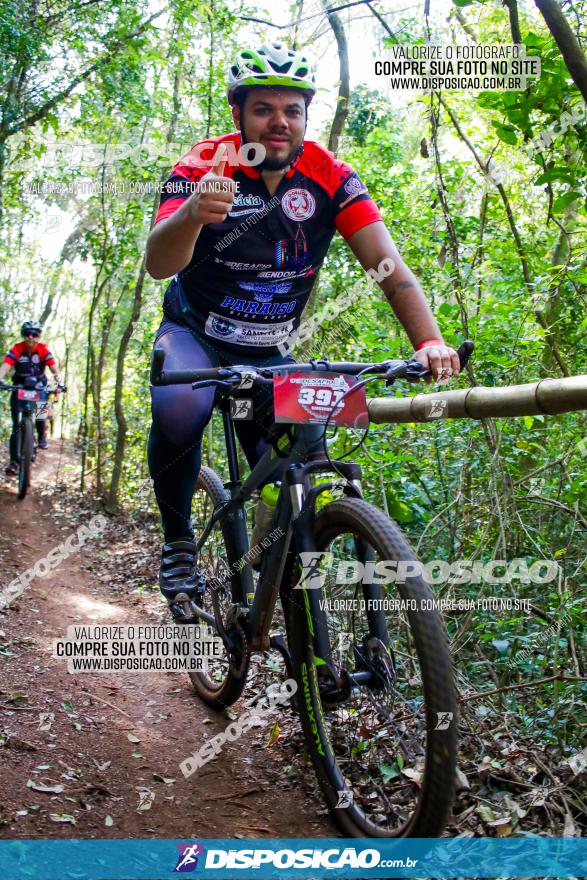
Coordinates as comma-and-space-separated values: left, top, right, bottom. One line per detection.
249, 482, 280, 570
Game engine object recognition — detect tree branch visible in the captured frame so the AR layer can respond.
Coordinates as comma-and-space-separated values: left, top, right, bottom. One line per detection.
2, 10, 165, 140
534, 0, 587, 101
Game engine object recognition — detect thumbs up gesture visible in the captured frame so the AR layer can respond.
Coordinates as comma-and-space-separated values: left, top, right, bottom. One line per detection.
188, 144, 237, 226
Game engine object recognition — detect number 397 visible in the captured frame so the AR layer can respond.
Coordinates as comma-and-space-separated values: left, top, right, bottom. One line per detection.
298, 387, 344, 407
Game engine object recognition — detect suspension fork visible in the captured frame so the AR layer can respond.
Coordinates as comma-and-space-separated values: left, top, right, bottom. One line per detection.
285, 463, 343, 686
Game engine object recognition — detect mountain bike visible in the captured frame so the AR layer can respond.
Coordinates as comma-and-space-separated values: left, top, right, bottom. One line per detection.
150, 341, 474, 838
1, 379, 63, 499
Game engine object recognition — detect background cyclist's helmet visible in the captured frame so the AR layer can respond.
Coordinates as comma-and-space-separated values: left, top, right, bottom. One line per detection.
21, 320, 42, 336
227, 42, 316, 105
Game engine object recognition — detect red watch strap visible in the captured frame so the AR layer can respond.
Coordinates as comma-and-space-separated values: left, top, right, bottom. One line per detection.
415, 338, 444, 351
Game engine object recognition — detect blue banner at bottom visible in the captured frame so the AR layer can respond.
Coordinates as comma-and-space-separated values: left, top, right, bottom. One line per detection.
0, 838, 585, 879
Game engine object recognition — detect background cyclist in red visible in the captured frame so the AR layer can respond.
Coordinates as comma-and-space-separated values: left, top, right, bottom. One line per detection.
0, 321, 63, 474
145, 41, 461, 603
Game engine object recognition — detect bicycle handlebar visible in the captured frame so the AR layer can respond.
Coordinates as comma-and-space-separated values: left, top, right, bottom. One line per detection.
150, 341, 475, 390
0, 382, 63, 394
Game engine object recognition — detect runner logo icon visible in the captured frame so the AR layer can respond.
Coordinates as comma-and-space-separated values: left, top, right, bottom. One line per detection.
174, 843, 204, 872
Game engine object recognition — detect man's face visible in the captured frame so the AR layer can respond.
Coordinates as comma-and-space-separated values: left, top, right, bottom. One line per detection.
233, 87, 306, 171
23, 332, 39, 352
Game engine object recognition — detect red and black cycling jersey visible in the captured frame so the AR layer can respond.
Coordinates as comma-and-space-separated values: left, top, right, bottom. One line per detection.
3, 341, 56, 382
156, 132, 382, 356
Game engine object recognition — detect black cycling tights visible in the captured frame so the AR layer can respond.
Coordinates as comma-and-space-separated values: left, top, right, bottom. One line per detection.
148, 321, 290, 541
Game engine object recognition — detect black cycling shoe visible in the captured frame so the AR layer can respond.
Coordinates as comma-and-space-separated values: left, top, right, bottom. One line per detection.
159, 538, 206, 602
38, 438, 49, 450
5, 461, 18, 476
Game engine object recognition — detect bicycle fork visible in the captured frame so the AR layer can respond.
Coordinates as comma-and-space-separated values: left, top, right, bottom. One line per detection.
286, 461, 393, 700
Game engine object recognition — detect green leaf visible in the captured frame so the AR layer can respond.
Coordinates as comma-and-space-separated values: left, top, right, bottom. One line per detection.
380, 762, 401, 781
491, 121, 518, 145
385, 493, 413, 523
553, 192, 581, 212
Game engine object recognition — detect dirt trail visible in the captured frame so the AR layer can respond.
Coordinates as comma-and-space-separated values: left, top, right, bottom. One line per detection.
0, 444, 334, 841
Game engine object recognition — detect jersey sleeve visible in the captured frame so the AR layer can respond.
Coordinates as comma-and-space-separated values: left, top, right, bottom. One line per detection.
3, 345, 18, 366
38, 343, 56, 367
332, 162, 382, 240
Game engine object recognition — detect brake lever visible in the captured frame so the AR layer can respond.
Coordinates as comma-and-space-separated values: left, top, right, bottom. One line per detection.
191, 379, 237, 391
385, 340, 475, 386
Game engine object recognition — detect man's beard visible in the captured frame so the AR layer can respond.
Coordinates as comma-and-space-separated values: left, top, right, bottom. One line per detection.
241, 122, 302, 171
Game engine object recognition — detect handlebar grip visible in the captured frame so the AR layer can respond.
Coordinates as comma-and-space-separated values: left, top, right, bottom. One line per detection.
457, 340, 474, 369
150, 348, 165, 386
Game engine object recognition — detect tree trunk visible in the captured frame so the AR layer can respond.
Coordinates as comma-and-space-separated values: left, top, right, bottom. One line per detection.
106, 64, 183, 509
323, 0, 350, 153
105, 260, 149, 510
534, 0, 587, 102
80, 274, 109, 489
503, 0, 522, 44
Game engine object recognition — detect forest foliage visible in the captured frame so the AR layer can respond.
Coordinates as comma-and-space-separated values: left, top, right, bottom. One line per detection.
0, 0, 585, 757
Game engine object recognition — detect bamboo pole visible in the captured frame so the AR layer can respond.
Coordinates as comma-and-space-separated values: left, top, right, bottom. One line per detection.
367, 375, 587, 424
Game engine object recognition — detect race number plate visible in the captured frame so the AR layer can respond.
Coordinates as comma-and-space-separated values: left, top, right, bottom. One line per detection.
17, 389, 41, 401
273, 372, 369, 427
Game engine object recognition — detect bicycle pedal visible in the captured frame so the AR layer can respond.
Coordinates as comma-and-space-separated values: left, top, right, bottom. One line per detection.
168, 597, 198, 624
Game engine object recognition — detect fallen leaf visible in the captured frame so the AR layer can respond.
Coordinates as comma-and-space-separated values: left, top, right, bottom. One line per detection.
104, 815, 114, 827
153, 773, 176, 784
475, 803, 496, 824
455, 768, 470, 790
503, 794, 527, 819
401, 767, 423, 786
26, 781, 64, 794
265, 721, 280, 747
127, 734, 140, 743
564, 811, 578, 836
488, 816, 513, 837
49, 813, 76, 824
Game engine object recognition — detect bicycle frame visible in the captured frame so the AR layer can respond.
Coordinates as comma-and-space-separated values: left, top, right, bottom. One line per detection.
192, 396, 373, 679
152, 340, 473, 683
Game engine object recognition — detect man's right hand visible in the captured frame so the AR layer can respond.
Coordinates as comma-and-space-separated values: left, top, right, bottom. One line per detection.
187, 145, 236, 226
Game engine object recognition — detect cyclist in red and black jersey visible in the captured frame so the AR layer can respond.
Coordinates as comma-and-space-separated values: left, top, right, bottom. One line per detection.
146, 42, 461, 602
0, 321, 63, 474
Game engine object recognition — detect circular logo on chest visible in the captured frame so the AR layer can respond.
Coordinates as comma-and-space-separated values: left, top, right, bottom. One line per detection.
281, 188, 316, 222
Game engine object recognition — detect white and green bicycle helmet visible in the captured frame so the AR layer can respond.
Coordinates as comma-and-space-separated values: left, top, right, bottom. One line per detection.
227, 42, 316, 105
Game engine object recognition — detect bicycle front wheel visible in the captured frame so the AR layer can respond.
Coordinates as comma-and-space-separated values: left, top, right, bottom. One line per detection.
188, 466, 250, 710
17, 417, 34, 500
289, 497, 457, 837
